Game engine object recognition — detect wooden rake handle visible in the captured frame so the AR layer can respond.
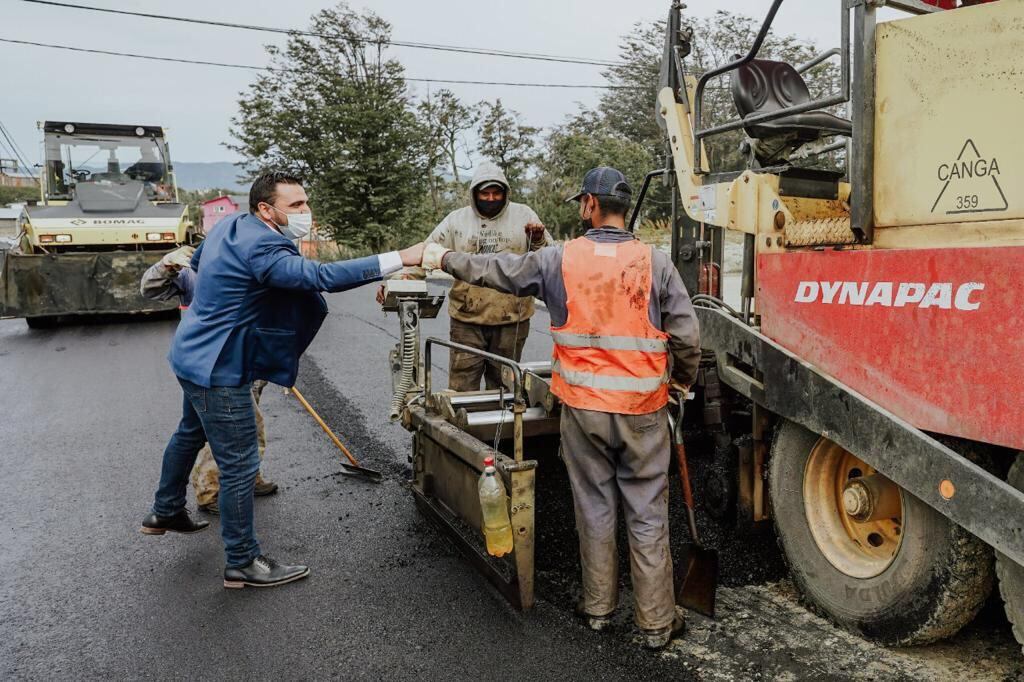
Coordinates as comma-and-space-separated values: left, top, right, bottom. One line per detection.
289, 386, 362, 469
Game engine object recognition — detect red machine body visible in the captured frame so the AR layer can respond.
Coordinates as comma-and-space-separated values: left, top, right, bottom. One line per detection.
757, 246, 1024, 451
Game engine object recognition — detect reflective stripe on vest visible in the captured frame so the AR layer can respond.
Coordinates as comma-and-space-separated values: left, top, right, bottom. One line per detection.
550, 331, 669, 353
551, 360, 668, 393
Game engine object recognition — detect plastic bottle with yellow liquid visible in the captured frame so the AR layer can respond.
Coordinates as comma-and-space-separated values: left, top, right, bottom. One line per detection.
478, 456, 514, 557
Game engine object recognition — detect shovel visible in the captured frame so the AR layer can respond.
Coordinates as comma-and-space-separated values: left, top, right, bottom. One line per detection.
668, 395, 719, 618
289, 386, 383, 483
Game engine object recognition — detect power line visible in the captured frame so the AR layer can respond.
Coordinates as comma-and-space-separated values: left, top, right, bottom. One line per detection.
0, 119, 33, 167
0, 120, 33, 172
20, 0, 625, 68
0, 38, 642, 90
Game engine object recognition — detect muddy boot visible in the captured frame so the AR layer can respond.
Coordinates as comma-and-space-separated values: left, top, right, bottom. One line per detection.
575, 600, 613, 632
641, 606, 686, 650
254, 477, 279, 497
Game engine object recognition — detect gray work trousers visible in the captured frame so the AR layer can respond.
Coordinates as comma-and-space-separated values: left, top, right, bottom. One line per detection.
560, 404, 675, 631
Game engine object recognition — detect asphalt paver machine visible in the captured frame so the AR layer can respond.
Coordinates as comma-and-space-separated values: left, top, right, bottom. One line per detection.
654, 0, 1024, 648
389, 0, 1024, 650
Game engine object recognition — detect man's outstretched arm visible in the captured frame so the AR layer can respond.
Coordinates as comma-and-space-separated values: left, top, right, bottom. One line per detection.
437, 246, 556, 300
251, 242, 424, 293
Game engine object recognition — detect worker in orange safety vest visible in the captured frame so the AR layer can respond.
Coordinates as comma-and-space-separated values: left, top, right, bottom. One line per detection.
421, 167, 702, 649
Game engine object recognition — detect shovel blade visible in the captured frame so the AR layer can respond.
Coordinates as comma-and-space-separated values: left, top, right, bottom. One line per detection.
677, 544, 719, 618
339, 462, 384, 482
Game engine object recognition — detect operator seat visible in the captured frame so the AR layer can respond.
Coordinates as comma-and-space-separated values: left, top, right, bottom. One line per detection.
730, 58, 851, 166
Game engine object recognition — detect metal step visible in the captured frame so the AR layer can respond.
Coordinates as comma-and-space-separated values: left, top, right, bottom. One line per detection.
456, 406, 560, 440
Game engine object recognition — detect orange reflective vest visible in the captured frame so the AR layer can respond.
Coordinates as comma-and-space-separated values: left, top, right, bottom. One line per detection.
550, 237, 670, 415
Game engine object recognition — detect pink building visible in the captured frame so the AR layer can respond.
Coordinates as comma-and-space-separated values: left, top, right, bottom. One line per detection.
200, 194, 248, 233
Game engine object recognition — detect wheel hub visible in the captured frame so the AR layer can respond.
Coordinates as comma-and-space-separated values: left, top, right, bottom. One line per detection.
842, 482, 871, 519
803, 438, 905, 579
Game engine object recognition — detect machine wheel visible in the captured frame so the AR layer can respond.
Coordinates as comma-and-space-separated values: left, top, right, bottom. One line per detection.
25, 316, 58, 329
996, 453, 1024, 654
769, 420, 993, 645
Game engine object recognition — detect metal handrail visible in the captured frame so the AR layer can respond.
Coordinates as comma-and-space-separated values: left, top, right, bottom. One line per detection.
628, 168, 669, 232
797, 47, 841, 74
690, 0, 851, 174
424, 337, 527, 461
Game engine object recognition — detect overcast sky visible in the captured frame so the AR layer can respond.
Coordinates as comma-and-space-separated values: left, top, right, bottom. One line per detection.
1, 1, 862, 165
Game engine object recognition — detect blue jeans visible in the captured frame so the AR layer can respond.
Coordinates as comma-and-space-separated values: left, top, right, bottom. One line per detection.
153, 378, 262, 568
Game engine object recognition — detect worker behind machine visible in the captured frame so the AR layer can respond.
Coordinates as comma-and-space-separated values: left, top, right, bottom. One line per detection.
378, 160, 551, 391
419, 167, 701, 649
125, 143, 171, 200
140, 170, 426, 590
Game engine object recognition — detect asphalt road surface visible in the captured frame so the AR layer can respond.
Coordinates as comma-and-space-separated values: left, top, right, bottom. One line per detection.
1, 286, 1020, 681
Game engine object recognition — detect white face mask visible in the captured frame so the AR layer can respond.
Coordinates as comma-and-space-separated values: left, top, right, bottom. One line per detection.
267, 205, 313, 240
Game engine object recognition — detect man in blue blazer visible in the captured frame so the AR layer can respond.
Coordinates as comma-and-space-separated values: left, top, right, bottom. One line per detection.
141, 171, 425, 589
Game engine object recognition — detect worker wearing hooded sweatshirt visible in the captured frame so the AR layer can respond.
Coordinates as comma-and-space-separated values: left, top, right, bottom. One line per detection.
380, 160, 552, 391
420, 167, 701, 650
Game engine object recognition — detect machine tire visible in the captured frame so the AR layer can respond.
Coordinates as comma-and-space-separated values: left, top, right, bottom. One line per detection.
996, 453, 1024, 654
769, 419, 993, 645
25, 316, 58, 329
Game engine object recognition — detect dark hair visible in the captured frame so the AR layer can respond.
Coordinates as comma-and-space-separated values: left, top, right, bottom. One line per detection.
594, 193, 631, 217
249, 171, 303, 213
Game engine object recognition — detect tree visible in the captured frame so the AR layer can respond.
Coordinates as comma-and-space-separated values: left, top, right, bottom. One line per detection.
419, 90, 476, 184
228, 3, 428, 251
417, 89, 476, 214
0, 185, 39, 206
599, 21, 666, 162
531, 111, 654, 239
476, 99, 539, 190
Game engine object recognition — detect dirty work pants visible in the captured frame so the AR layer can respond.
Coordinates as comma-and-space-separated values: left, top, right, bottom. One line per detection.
560, 404, 674, 631
152, 378, 261, 568
448, 317, 529, 392
191, 380, 269, 506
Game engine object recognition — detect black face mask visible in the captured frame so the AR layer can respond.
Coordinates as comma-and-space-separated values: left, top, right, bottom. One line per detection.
475, 198, 504, 219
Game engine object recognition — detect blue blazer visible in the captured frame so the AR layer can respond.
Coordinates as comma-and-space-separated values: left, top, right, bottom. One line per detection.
169, 212, 382, 388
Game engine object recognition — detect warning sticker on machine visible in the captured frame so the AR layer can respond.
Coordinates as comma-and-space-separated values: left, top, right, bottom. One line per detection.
930, 139, 1008, 215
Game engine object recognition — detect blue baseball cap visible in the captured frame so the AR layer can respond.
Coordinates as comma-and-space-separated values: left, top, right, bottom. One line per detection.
566, 166, 633, 203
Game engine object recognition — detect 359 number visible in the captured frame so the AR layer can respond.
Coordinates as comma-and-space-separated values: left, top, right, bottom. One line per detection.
955, 194, 979, 210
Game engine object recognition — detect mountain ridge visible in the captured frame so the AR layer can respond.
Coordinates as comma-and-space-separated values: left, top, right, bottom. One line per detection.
172, 161, 248, 192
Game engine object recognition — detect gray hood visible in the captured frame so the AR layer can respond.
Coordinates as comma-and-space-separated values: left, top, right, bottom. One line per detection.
469, 160, 510, 219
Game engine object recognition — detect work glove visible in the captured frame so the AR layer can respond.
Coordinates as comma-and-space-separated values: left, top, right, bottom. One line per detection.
376, 273, 415, 306
524, 222, 546, 244
669, 381, 694, 404
160, 245, 195, 272
421, 243, 452, 272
